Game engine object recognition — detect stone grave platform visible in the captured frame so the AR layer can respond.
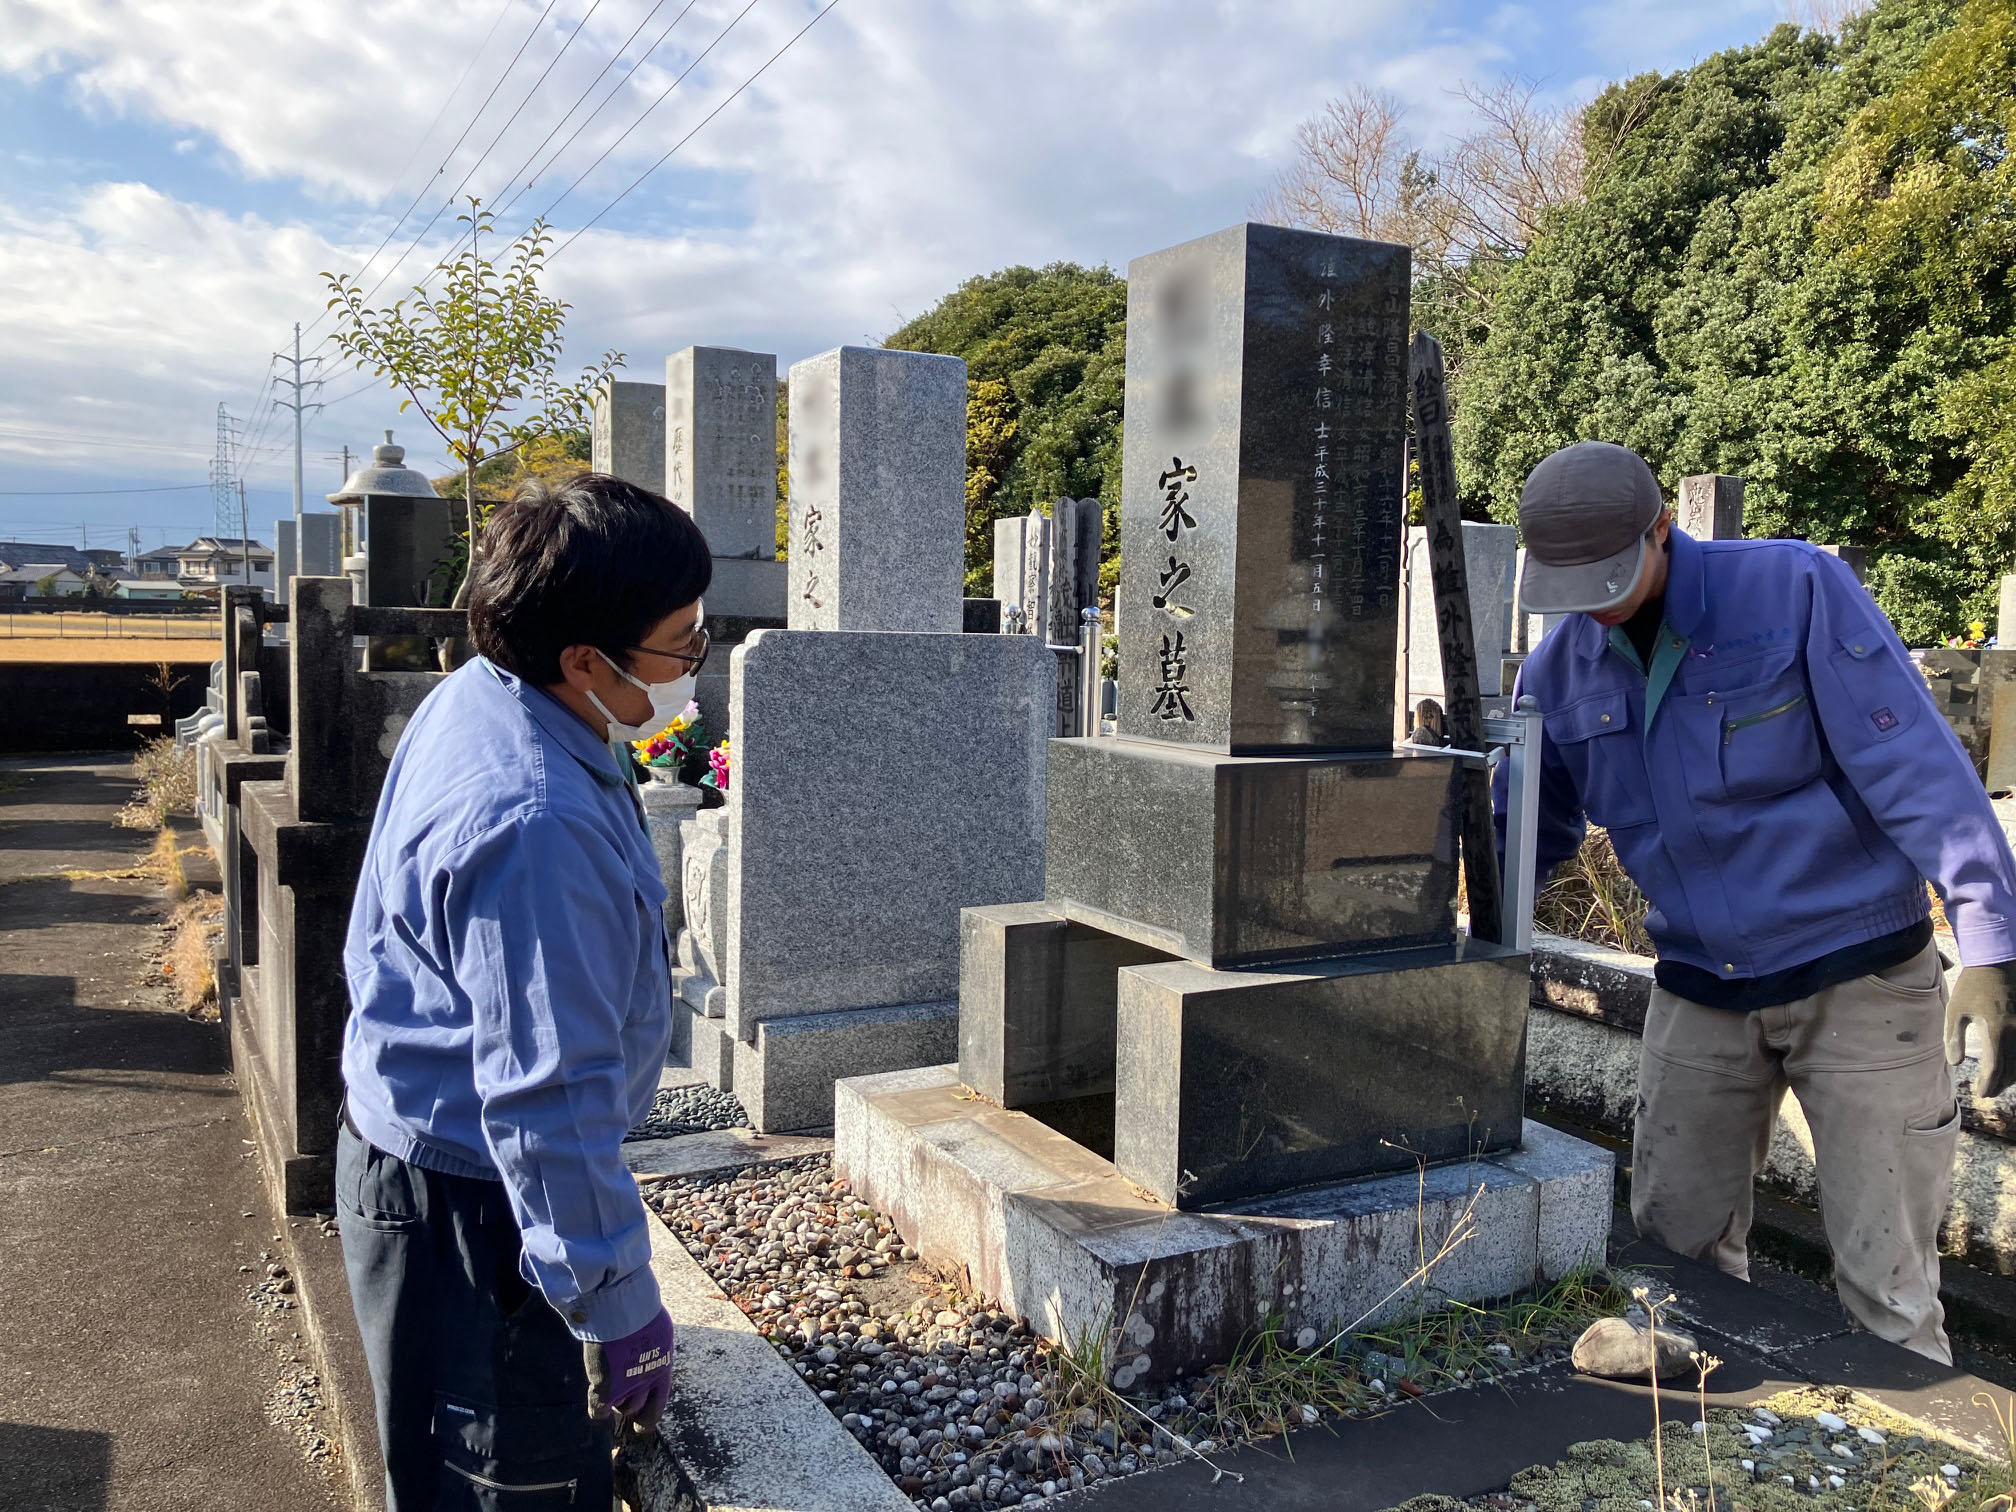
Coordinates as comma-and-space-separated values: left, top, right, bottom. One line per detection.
834, 1063, 1612, 1387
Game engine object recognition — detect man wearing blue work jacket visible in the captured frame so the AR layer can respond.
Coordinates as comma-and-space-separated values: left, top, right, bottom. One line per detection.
337, 472, 712, 1507
1498, 441, 2016, 1363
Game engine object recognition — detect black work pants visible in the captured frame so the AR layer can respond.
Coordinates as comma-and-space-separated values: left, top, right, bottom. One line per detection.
335, 1120, 614, 1509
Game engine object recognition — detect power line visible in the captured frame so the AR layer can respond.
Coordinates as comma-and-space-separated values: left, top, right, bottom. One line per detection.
318, 0, 571, 330
374, 0, 524, 223
0, 483, 211, 496
538, 0, 764, 226
487, 0, 693, 221
552, 0, 845, 257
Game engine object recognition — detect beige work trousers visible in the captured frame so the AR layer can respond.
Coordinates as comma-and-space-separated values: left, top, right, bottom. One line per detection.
1630, 941, 1961, 1363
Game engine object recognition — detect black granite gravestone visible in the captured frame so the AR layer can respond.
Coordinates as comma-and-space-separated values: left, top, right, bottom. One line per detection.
1116, 223, 1408, 755
953, 223, 1526, 1208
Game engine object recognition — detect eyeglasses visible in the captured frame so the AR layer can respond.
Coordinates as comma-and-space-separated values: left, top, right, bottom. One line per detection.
627, 627, 710, 675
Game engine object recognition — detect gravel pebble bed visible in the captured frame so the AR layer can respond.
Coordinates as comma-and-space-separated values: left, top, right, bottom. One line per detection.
625, 1081, 750, 1142
648, 1154, 1593, 1509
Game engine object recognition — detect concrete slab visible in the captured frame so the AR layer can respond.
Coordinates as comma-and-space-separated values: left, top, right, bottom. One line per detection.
634, 1200, 913, 1512
835, 1064, 1613, 1385
624, 1127, 832, 1182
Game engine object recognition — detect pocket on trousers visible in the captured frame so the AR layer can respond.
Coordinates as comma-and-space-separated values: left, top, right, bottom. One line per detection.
435, 1395, 593, 1508
335, 1128, 422, 1232
1866, 946, 1945, 999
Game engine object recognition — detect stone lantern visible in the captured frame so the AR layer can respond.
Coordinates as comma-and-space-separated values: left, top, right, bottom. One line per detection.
327, 430, 454, 609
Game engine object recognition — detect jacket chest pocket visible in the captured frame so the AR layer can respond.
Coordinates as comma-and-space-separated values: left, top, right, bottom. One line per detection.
1546, 691, 1655, 829
1703, 664, 1823, 803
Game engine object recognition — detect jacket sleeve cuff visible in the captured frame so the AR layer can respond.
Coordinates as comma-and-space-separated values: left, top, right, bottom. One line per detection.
553, 1263, 663, 1344
1950, 919, 2016, 969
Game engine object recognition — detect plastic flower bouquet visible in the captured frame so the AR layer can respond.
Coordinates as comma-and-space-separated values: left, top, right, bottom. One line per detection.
631, 701, 705, 769
702, 738, 730, 794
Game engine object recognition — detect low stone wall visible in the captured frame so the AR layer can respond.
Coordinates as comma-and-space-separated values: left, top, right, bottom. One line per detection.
0, 659, 213, 752
1526, 931, 2016, 1274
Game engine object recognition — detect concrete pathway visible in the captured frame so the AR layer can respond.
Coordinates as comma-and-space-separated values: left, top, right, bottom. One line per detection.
0, 754, 347, 1512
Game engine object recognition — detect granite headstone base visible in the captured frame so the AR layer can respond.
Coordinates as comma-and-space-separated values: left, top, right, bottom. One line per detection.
1043, 738, 1462, 967
956, 902, 1178, 1115
834, 1065, 1611, 1386
731, 1000, 958, 1133
1114, 939, 1528, 1207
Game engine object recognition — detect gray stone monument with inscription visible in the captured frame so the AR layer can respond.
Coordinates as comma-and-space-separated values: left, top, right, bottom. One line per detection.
1679, 473, 1745, 540
834, 223, 1609, 1382
665, 344, 1058, 1132
786, 346, 965, 634
992, 499, 1105, 734
591, 378, 666, 494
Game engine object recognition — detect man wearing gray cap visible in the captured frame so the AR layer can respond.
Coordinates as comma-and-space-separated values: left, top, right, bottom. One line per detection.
1498, 440, 2016, 1361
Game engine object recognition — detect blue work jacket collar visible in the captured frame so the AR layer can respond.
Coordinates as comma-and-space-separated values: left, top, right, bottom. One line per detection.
480, 657, 627, 789
1568, 527, 1707, 663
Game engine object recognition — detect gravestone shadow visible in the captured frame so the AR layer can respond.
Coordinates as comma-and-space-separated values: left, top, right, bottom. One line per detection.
0, 1421, 112, 1511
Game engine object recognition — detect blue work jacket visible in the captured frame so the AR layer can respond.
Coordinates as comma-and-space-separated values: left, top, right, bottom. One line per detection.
342, 657, 672, 1342
1495, 529, 2016, 979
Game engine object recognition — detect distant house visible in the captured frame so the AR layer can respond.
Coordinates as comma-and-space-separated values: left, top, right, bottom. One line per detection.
0, 564, 88, 598
0, 541, 96, 575
110, 579, 186, 602
171, 536, 275, 590
134, 546, 184, 580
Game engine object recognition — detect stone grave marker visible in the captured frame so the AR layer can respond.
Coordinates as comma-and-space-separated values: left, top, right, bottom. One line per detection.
1678, 473, 1744, 540
836, 223, 1608, 1383
591, 378, 667, 494
665, 347, 775, 560
1405, 522, 1516, 700
786, 346, 965, 634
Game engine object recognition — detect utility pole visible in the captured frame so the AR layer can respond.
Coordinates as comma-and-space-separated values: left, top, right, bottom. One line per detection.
274, 322, 323, 565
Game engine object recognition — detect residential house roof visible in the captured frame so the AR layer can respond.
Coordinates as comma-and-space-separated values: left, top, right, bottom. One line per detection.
0, 542, 94, 573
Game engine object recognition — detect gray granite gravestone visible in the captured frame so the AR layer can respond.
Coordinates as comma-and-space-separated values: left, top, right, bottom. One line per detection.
1045, 498, 1105, 646
837, 229, 1606, 1377
786, 346, 965, 634
993, 510, 1048, 632
273, 520, 295, 608
665, 347, 776, 559
300, 511, 342, 579
712, 630, 1056, 1129
1816, 544, 1869, 583
591, 378, 667, 494
1405, 522, 1516, 700
1679, 473, 1745, 540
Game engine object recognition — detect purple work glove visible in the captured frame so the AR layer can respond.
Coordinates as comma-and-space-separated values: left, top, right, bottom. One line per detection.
585, 1308, 675, 1431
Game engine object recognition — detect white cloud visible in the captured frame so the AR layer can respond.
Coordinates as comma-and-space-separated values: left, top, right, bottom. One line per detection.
0, 0, 1647, 504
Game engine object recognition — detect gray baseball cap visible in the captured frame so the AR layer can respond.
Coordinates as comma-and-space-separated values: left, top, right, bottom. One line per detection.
1517, 442, 1665, 614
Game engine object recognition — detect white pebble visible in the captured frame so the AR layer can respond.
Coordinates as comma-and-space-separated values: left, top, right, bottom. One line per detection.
1299, 1405, 1319, 1425
1831, 1476, 1847, 1490
1742, 1460, 1755, 1473
1816, 1411, 1849, 1433
1780, 1476, 1796, 1486
1745, 1426, 1773, 1443
1296, 1327, 1318, 1349
1489, 1343, 1514, 1356
1692, 1421, 1708, 1436
1859, 1427, 1886, 1445
1755, 1408, 1783, 1425
1832, 1444, 1856, 1460
1810, 1477, 1822, 1490
1944, 1466, 1962, 1478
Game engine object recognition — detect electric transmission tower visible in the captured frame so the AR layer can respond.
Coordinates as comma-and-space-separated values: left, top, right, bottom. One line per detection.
210, 403, 240, 539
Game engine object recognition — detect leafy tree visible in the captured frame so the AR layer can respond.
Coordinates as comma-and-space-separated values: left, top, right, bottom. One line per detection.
1453, 0, 2007, 640
324, 198, 622, 607
885, 264, 1127, 595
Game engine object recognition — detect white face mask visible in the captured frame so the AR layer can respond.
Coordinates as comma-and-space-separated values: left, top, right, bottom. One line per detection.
587, 650, 696, 746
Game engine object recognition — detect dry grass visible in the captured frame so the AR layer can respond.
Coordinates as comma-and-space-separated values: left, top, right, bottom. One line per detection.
1535, 828, 1653, 955
162, 890, 223, 1017
117, 738, 197, 830
0, 639, 218, 663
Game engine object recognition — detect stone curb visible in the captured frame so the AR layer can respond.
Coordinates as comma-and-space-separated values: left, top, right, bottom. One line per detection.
637, 1189, 914, 1512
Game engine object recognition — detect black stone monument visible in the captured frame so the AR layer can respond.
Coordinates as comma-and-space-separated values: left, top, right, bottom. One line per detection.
957, 223, 1529, 1210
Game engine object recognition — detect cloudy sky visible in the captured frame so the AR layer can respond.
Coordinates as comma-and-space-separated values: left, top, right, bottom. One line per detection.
0, 0, 1787, 551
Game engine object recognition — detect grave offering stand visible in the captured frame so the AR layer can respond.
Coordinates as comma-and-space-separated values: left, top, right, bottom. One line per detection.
835, 224, 1610, 1383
